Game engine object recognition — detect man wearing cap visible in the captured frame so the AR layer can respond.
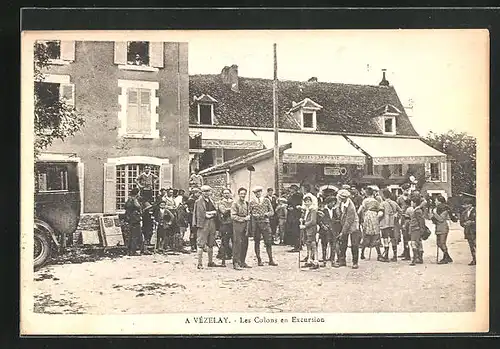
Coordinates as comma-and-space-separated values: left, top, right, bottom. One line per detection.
186, 188, 201, 252
286, 184, 304, 252
460, 194, 476, 266
135, 165, 159, 204
318, 195, 342, 267
192, 185, 220, 269
217, 188, 234, 267
249, 186, 278, 266
124, 188, 143, 256
231, 187, 252, 270
337, 189, 362, 269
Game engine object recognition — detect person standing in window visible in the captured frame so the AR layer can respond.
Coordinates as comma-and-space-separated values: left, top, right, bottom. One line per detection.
135, 165, 158, 204
432, 195, 453, 264
193, 185, 220, 269
124, 188, 143, 256
249, 186, 278, 266
189, 168, 204, 189
460, 194, 476, 266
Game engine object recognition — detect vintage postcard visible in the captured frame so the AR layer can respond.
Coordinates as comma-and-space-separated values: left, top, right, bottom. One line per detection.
20, 29, 489, 335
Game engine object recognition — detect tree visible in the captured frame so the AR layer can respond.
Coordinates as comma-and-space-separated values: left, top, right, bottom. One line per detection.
423, 130, 476, 196
34, 41, 84, 159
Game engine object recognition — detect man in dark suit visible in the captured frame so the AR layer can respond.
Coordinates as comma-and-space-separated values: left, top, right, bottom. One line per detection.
460, 193, 476, 266
286, 184, 304, 252
318, 195, 342, 267
266, 187, 279, 243
192, 185, 220, 269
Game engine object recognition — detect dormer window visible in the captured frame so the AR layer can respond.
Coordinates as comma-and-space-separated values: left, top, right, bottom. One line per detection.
288, 98, 323, 131
194, 94, 218, 125
375, 104, 400, 135
383, 116, 396, 134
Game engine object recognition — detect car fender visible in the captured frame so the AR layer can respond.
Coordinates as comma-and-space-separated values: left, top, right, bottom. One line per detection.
34, 219, 60, 247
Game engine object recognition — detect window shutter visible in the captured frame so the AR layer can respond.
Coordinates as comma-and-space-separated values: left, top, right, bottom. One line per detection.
139, 89, 151, 134
160, 161, 173, 190
440, 162, 448, 183
60, 41, 75, 61
60, 83, 75, 106
126, 89, 140, 133
149, 42, 164, 68
77, 162, 85, 214
103, 163, 117, 213
114, 42, 127, 65
424, 163, 431, 179
215, 149, 224, 165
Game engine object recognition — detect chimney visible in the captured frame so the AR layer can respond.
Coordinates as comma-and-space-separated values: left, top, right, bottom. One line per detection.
379, 69, 390, 87
221, 64, 239, 92
307, 77, 318, 83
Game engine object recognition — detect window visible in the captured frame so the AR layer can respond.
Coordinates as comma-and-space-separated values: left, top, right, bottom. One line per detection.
115, 164, 160, 210
127, 41, 149, 66
36, 40, 75, 64
303, 112, 314, 128
35, 77, 75, 107
283, 163, 297, 175
37, 164, 69, 192
365, 157, 374, 175
383, 117, 396, 134
214, 149, 224, 165
373, 164, 382, 176
198, 104, 213, 125
118, 80, 159, 138
430, 163, 440, 181
392, 164, 403, 176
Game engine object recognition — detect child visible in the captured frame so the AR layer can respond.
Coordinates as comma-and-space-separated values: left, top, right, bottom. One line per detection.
154, 201, 175, 252
300, 194, 319, 269
275, 197, 288, 245
408, 196, 425, 266
175, 196, 190, 253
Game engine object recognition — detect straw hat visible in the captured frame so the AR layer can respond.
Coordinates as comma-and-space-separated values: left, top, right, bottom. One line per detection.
337, 189, 351, 199
200, 185, 212, 192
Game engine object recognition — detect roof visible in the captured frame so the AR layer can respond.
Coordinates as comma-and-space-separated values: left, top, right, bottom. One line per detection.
346, 136, 446, 165
189, 74, 419, 136
200, 143, 292, 176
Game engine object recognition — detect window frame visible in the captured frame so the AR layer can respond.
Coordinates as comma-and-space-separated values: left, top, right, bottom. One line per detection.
115, 163, 161, 211
383, 116, 396, 135
126, 41, 150, 67
117, 79, 160, 139
283, 163, 298, 175
301, 109, 317, 130
429, 162, 441, 182
197, 103, 214, 125
36, 40, 74, 65
36, 164, 70, 193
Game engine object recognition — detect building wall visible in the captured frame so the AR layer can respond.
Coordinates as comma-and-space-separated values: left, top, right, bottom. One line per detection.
41, 41, 189, 213
229, 157, 275, 198
421, 160, 452, 198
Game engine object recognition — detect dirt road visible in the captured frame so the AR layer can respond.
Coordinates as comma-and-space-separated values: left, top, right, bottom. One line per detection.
33, 222, 475, 314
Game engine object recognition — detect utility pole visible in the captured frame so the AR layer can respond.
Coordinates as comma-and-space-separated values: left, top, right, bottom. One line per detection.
273, 43, 280, 196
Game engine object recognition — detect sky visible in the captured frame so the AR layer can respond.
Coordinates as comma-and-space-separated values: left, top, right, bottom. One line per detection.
181, 29, 488, 138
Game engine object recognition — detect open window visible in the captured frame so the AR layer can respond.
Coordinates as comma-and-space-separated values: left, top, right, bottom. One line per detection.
36, 40, 75, 64
114, 41, 164, 71
36, 164, 69, 192
383, 116, 396, 134
198, 104, 214, 125
35, 75, 75, 107
127, 41, 150, 66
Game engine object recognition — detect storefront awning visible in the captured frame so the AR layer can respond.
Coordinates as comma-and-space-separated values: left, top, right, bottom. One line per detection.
192, 127, 264, 149
346, 136, 446, 165
254, 131, 366, 165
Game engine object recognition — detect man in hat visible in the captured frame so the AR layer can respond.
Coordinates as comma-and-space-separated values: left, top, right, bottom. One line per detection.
124, 188, 143, 256
275, 197, 288, 245
286, 184, 303, 252
266, 188, 279, 243
231, 187, 251, 270
217, 188, 234, 267
460, 193, 476, 266
135, 165, 159, 204
337, 189, 362, 269
186, 187, 201, 252
249, 186, 278, 266
192, 185, 220, 269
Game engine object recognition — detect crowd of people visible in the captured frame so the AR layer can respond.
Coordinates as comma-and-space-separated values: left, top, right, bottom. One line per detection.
121, 166, 477, 271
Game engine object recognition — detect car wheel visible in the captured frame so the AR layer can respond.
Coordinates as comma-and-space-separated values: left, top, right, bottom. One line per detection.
34, 228, 51, 269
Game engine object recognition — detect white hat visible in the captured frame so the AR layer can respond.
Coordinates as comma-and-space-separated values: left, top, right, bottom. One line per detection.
253, 186, 264, 193
200, 185, 212, 192
337, 189, 351, 199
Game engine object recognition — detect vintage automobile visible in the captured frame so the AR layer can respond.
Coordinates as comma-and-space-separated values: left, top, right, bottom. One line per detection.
34, 154, 82, 269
